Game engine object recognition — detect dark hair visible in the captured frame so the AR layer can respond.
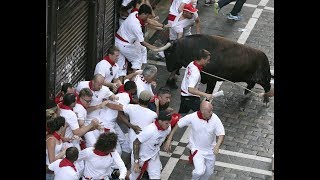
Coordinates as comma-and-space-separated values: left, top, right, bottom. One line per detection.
138, 4, 152, 15
158, 110, 172, 121
46, 98, 57, 109
124, 81, 137, 91
138, 98, 150, 106
61, 83, 73, 94
157, 87, 171, 96
107, 45, 119, 55
198, 49, 211, 60
46, 116, 65, 134
65, 147, 79, 162
63, 93, 76, 106
95, 132, 118, 153
78, 88, 93, 98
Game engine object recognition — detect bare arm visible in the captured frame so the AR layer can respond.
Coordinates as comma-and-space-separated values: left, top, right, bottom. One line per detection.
177, 32, 183, 39
214, 135, 225, 154
163, 124, 179, 152
86, 100, 109, 113
195, 17, 201, 34
188, 87, 213, 101
72, 119, 100, 137
140, 41, 158, 50
178, 3, 187, 13
46, 137, 66, 163
133, 138, 142, 173
117, 112, 142, 134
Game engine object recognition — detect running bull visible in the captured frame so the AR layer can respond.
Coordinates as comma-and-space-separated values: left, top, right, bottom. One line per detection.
152, 34, 274, 103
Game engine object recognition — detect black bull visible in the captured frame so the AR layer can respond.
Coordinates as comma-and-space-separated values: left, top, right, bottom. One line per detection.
162, 34, 272, 97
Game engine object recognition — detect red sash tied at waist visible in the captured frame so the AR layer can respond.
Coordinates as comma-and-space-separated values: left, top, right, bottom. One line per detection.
137, 159, 150, 180
115, 33, 129, 43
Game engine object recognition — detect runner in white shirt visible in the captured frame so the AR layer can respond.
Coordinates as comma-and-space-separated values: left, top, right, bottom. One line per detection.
168, 0, 198, 38
133, 64, 157, 98
94, 46, 122, 93
164, 101, 225, 180
130, 111, 172, 180
179, 49, 213, 114
122, 90, 157, 149
169, 3, 200, 40
59, 93, 100, 150
48, 147, 80, 180
115, 4, 161, 74
73, 88, 103, 148
75, 74, 116, 119
78, 132, 127, 180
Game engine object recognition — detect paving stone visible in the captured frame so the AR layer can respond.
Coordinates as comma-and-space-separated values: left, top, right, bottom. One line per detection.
216, 172, 237, 179
244, 134, 259, 141
234, 138, 250, 145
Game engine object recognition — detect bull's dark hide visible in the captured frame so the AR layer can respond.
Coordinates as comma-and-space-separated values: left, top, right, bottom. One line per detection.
164, 34, 272, 95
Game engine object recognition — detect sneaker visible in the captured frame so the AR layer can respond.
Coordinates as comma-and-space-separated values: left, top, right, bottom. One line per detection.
227, 13, 241, 21
213, 1, 220, 15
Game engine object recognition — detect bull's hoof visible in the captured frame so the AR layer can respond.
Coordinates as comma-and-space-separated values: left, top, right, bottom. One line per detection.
166, 79, 178, 89
244, 89, 249, 95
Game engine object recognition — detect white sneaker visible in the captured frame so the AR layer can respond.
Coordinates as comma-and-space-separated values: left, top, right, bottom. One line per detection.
227, 13, 241, 21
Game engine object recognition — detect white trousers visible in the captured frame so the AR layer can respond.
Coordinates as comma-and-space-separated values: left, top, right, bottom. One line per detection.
129, 153, 162, 180
115, 40, 144, 70
191, 150, 216, 180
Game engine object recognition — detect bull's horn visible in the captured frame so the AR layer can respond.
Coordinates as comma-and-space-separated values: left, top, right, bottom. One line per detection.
151, 42, 172, 52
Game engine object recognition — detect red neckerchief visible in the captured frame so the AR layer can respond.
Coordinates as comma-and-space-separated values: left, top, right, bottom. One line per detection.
136, 14, 145, 27
131, 8, 139, 13
58, 103, 73, 111
88, 80, 94, 91
54, 93, 63, 104
59, 158, 77, 172
103, 56, 116, 66
155, 120, 165, 131
149, 95, 158, 103
93, 149, 110, 156
117, 85, 133, 101
197, 111, 208, 123
193, 61, 203, 71
140, 75, 149, 84
76, 98, 86, 109
52, 132, 61, 141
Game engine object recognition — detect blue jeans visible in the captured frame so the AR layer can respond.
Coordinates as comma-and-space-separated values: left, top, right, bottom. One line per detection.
218, 0, 246, 15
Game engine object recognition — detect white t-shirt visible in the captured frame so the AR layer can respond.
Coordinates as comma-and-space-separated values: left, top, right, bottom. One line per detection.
75, 81, 114, 119
169, 0, 197, 16
180, 61, 201, 97
78, 147, 127, 179
121, 0, 132, 6
60, 108, 79, 139
73, 103, 88, 125
48, 159, 79, 180
137, 122, 171, 161
116, 11, 144, 44
177, 112, 225, 155
170, 12, 198, 40
123, 104, 157, 148
94, 59, 120, 83
99, 92, 131, 129
134, 74, 154, 98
